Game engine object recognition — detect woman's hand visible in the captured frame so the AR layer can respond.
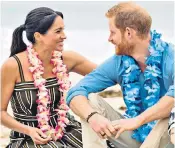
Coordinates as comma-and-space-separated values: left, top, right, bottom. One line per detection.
28, 127, 52, 145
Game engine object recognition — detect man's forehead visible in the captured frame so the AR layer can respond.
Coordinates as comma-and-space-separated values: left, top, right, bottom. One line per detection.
109, 22, 116, 31
109, 17, 116, 26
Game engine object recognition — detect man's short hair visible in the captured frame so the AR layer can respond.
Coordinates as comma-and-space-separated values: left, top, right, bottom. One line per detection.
106, 2, 152, 39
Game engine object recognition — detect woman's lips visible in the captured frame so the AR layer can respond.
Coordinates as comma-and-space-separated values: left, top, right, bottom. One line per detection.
58, 42, 63, 46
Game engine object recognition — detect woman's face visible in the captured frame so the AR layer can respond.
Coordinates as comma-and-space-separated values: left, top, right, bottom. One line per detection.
36, 16, 67, 51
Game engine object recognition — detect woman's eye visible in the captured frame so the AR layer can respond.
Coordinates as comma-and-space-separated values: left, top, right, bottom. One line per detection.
56, 30, 61, 33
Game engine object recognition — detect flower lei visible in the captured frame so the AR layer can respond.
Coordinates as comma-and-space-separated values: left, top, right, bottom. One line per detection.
122, 30, 170, 143
27, 46, 71, 140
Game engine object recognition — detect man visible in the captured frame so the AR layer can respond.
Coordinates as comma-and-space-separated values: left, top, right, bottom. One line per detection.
66, 2, 174, 148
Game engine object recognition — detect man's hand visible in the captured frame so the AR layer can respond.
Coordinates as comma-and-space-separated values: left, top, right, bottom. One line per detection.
113, 117, 142, 139
88, 113, 116, 139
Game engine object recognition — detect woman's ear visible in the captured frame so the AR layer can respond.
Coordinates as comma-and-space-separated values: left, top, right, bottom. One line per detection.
34, 32, 42, 43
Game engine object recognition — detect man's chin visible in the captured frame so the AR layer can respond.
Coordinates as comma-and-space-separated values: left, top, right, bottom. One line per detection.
115, 49, 124, 56
115, 50, 131, 56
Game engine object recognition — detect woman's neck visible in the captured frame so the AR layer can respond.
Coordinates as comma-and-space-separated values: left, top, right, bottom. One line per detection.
33, 45, 53, 66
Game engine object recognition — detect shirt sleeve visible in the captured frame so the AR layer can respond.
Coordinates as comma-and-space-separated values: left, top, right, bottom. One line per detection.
164, 44, 174, 98
164, 44, 175, 134
165, 63, 174, 97
66, 55, 121, 106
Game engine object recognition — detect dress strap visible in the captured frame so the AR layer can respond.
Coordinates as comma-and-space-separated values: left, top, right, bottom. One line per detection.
13, 55, 25, 82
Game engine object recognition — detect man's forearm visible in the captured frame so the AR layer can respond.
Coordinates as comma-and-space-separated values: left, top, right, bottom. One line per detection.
137, 96, 174, 125
69, 95, 95, 120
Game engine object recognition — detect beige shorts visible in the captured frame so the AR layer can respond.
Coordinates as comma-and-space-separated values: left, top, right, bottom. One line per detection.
81, 93, 174, 148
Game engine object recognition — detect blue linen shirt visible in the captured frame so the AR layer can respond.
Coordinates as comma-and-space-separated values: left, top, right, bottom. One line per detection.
67, 47, 174, 106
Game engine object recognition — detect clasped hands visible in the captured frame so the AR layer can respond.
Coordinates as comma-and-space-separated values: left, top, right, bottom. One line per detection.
88, 113, 142, 139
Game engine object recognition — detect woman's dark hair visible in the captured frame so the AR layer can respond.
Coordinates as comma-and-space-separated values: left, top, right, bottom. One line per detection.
10, 7, 63, 57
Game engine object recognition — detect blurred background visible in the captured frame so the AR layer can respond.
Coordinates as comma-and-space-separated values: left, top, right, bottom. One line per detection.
0, 1, 174, 147
1, 0, 174, 85
1, 1, 174, 66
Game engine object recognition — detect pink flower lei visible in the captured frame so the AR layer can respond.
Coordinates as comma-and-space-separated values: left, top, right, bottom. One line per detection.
27, 46, 71, 140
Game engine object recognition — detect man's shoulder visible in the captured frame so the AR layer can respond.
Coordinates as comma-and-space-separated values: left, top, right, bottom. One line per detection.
95, 55, 123, 79
163, 43, 174, 61
162, 43, 174, 77
102, 54, 123, 65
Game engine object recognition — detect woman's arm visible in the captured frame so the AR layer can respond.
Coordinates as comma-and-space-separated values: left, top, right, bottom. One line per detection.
62, 50, 97, 76
0, 57, 31, 135
0, 57, 50, 144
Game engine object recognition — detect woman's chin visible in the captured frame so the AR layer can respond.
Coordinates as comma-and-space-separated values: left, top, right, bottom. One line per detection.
56, 46, 63, 51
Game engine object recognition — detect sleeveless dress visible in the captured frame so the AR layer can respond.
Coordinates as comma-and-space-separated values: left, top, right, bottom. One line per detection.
6, 55, 83, 148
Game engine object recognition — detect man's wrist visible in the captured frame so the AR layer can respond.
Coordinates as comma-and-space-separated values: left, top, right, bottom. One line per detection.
86, 111, 98, 123
136, 115, 146, 126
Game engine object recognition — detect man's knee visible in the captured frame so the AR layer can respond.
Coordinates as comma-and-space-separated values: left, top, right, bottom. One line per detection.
88, 93, 101, 107
140, 118, 170, 148
88, 93, 105, 115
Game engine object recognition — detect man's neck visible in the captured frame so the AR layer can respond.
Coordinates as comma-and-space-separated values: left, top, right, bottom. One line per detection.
131, 45, 149, 72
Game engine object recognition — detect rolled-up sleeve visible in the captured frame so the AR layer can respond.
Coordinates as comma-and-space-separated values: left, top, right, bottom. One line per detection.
66, 55, 121, 106
164, 44, 175, 134
165, 85, 174, 98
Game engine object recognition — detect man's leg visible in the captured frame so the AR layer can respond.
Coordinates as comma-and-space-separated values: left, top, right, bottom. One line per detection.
140, 118, 174, 148
81, 93, 141, 148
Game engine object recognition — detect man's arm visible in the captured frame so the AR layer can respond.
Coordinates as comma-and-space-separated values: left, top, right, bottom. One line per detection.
70, 95, 96, 120
66, 55, 121, 138
67, 55, 119, 118
137, 95, 174, 125
113, 96, 174, 139
138, 52, 175, 125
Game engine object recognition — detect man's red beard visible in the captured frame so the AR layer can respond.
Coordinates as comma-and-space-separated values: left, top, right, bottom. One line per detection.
115, 38, 135, 56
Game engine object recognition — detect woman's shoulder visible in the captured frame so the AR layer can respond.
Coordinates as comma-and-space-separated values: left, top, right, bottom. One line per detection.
15, 51, 27, 60
1, 57, 19, 82
1, 51, 26, 73
1, 56, 18, 70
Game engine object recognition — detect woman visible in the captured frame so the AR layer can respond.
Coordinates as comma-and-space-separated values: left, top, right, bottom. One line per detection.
1, 7, 97, 147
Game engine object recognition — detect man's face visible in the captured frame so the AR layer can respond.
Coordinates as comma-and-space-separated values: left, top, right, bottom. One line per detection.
108, 17, 123, 54
108, 17, 151, 56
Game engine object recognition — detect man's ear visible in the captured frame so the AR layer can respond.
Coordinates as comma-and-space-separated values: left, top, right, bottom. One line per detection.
125, 27, 132, 40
